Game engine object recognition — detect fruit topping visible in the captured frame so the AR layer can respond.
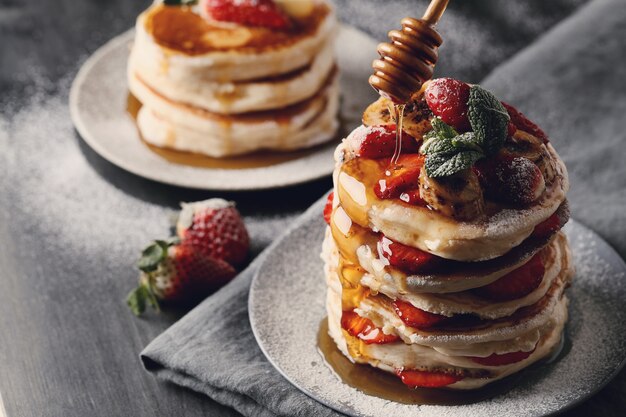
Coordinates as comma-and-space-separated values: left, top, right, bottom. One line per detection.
469, 347, 536, 366
502, 102, 549, 144
127, 240, 236, 315
473, 253, 545, 301
425, 78, 471, 132
374, 154, 424, 199
419, 166, 484, 220
355, 125, 418, 159
474, 155, 545, 206
177, 198, 250, 266
378, 236, 441, 275
399, 190, 427, 206
392, 299, 447, 329
204, 0, 291, 30
396, 369, 463, 388
323, 192, 334, 225
362, 97, 434, 139
532, 213, 561, 239
341, 310, 399, 344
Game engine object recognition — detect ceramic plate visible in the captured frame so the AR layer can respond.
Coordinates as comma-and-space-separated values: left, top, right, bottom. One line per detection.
249, 202, 626, 417
69, 27, 378, 190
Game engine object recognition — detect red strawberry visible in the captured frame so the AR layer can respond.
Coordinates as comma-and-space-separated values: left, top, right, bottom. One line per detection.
341, 310, 399, 344
378, 235, 440, 274
391, 299, 447, 329
399, 189, 427, 206
469, 347, 535, 366
473, 253, 545, 301
177, 199, 249, 266
374, 154, 424, 200
127, 240, 236, 315
355, 125, 418, 159
507, 121, 517, 137
425, 78, 471, 132
396, 369, 463, 388
323, 192, 334, 225
204, 0, 291, 30
474, 155, 545, 206
532, 213, 561, 239
502, 102, 549, 143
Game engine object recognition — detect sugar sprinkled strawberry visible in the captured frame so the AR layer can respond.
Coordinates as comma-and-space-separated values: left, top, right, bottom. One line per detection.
473, 253, 545, 301
532, 213, 561, 239
341, 310, 399, 344
177, 198, 249, 266
374, 154, 424, 200
469, 347, 536, 366
355, 125, 418, 159
378, 235, 440, 274
127, 240, 236, 315
474, 155, 545, 206
204, 0, 291, 30
502, 102, 549, 144
396, 369, 463, 388
391, 299, 447, 329
323, 192, 334, 225
425, 78, 471, 132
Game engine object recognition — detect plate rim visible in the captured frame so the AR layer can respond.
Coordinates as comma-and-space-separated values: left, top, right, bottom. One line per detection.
249, 214, 626, 417
69, 26, 370, 191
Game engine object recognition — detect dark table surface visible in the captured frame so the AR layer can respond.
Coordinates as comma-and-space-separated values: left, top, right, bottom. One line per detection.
1, 0, 624, 416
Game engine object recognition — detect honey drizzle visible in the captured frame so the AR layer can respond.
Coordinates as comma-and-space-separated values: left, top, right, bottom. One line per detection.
390, 103, 406, 167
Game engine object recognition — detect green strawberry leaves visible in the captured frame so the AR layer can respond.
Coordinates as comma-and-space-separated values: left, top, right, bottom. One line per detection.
467, 85, 510, 154
126, 282, 160, 316
423, 85, 510, 177
137, 240, 170, 273
163, 0, 197, 6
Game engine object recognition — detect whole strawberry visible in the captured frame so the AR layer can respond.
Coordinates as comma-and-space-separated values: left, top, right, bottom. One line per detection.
127, 240, 236, 315
177, 199, 250, 266
425, 78, 472, 132
204, 0, 291, 30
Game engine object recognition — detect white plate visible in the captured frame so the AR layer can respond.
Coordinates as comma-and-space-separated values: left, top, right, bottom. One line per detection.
249, 202, 626, 417
69, 26, 378, 190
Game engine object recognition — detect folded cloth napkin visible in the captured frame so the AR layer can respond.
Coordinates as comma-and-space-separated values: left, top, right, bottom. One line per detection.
142, 0, 626, 416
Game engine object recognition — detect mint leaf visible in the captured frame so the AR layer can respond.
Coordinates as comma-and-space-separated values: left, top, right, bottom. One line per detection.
430, 117, 458, 139
425, 150, 484, 178
468, 85, 509, 154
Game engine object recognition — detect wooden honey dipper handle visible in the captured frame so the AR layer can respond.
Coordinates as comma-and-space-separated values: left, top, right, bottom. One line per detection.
369, 0, 450, 103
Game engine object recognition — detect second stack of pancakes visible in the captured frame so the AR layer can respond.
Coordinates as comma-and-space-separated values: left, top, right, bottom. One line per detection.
322, 79, 573, 389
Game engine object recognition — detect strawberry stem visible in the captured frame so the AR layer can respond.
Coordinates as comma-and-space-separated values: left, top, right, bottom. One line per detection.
126, 281, 160, 316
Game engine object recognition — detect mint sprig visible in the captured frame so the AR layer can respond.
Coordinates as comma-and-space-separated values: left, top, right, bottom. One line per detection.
422, 85, 510, 178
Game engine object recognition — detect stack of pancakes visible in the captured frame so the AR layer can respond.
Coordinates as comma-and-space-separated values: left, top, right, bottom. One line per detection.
128, 0, 339, 157
322, 94, 573, 389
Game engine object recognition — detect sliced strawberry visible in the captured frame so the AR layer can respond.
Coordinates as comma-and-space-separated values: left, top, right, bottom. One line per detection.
391, 299, 447, 329
502, 102, 549, 143
341, 310, 399, 344
507, 121, 517, 137
473, 253, 545, 301
396, 369, 463, 388
399, 189, 427, 206
474, 155, 545, 206
374, 154, 424, 200
356, 125, 418, 159
378, 235, 440, 275
425, 78, 471, 132
469, 347, 536, 366
532, 213, 561, 239
323, 192, 334, 225
204, 0, 291, 30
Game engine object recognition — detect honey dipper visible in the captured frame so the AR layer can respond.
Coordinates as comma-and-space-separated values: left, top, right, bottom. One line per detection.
369, 0, 450, 104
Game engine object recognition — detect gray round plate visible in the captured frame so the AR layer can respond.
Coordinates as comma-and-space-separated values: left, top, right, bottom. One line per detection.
69, 26, 378, 190
249, 211, 626, 417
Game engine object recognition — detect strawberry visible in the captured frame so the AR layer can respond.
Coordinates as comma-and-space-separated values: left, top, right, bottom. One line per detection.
341, 310, 399, 344
177, 198, 249, 266
473, 253, 545, 301
532, 213, 561, 239
424, 78, 471, 132
374, 154, 424, 200
396, 369, 463, 388
391, 299, 447, 329
399, 189, 427, 206
473, 155, 545, 206
127, 240, 236, 315
469, 347, 535, 366
323, 192, 334, 225
204, 0, 291, 30
355, 125, 418, 159
502, 102, 549, 144
378, 235, 440, 274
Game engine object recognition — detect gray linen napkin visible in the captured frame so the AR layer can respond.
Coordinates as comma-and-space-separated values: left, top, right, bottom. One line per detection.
142, 0, 626, 415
